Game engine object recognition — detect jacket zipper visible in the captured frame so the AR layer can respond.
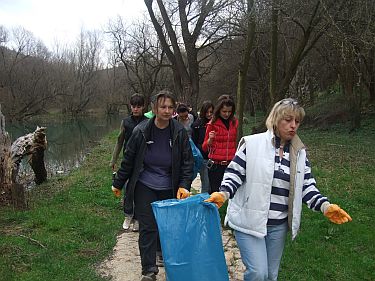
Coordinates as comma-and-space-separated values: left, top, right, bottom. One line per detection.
171, 129, 179, 198
226, 130, 230, 160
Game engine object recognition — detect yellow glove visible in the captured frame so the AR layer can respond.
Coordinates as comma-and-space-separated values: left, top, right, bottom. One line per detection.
177, 187, 190, 199
324, 204, 352, 224
205, 192, 227, 208
111, 186, 121, 198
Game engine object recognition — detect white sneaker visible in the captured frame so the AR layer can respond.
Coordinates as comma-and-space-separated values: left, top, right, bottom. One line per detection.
140, 272, 156, 281
122, 216, 132, 230
132, 220, 139, 232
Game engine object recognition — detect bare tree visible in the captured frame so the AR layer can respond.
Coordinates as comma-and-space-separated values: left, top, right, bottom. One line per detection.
236, 0, 256, 140
0, 26, 60, 120
144, 0, 237, 106
321, 0, 375, 130
269, 0, 278, 104
101, 50, 126, 114
107, 16, 166, 108
0, 106, 47, 208
268, 0, 336, 104
0, 25, 8, 45
64, 30, 103, 115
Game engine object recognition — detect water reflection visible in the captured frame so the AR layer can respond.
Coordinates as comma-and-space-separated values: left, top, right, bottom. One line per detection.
6, 114, 123, 183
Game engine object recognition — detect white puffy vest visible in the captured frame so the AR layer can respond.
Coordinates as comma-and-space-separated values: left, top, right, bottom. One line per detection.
225, 130, 306, 239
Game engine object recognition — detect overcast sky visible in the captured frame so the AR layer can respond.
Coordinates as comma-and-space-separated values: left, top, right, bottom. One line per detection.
0, 0, 146, 49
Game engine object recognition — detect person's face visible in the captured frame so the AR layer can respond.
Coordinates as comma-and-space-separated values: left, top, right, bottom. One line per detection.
131, 105, 144, 116
205, 107, 213, 120
178, 111, 189, 121
219, 105, 232, 120
277, 114, 300, 142
155, 98, 174, 121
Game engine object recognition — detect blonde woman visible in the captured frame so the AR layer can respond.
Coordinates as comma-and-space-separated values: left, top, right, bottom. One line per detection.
206, 98, 352, 281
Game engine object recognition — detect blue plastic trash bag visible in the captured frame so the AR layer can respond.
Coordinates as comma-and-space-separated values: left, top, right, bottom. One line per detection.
151, 194, 229, 281
189, 138, 203, 180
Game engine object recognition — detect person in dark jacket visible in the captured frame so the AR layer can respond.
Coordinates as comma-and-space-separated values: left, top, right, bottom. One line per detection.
111, 90, 193, 281
110, 93, 147, 231
191, 100, 214, 193
110, 93, 147, 169
187, 103, 198, 121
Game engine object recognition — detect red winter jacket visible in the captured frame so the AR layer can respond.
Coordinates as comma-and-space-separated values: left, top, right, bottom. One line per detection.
202, 117, 238, 162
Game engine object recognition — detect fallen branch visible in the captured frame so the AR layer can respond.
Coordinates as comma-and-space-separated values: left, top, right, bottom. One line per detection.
18, 234, 47, 249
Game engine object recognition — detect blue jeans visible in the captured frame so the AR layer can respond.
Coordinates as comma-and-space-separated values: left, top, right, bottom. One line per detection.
234, 222, 288, 281
200, 159, 210, 193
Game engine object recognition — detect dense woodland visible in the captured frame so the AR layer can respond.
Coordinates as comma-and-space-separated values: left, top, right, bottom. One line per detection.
0, 0, 374, 133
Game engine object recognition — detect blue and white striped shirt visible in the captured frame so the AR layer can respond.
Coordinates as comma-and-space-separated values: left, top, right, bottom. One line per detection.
221, 138, 328, 225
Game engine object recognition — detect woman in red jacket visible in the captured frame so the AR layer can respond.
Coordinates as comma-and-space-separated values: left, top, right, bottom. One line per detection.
202, 95, 238, 194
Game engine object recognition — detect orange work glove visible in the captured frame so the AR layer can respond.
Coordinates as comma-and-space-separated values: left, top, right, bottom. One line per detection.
205, 192, 227, 208
324, 204, 352, 224
177, 187, 190, 199
111, 186, 121, 198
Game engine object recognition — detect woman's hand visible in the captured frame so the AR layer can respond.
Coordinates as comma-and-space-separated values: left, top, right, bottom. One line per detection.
324, 204, 352, 224
207, 131, 216, 145
111, 186, 121, 198
205, 192, 227, 208
111, 163, 116, 171
177, 187, 190, 199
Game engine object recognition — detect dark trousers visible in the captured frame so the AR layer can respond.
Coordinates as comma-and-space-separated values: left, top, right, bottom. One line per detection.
208, 164, 228, 194
134, 181, 173, 274
123, 181, 136, 219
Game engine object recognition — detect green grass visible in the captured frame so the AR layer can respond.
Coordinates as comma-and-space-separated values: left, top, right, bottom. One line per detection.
1, 111, 374, 280
0, 131, 123, 281
278, 117, 375, 280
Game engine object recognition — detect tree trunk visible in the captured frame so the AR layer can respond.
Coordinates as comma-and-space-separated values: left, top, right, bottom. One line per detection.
236, 0, 256, 142
340, 44, 361, 131
29, 130, 48, 184
269, 0, 279, 105
369, 81, 375, 104
145, 0, 222, 107
0, 105, 26, 208
273, 1, 323, 101
11, 126, 47, 185
0, 105, 13, 205
366, 47, 375, 104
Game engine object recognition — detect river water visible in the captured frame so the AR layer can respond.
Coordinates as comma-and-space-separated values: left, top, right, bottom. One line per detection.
5, 114, 123, 184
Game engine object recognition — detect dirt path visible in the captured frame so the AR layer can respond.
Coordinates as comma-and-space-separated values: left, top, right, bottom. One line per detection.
97, 229, 166, 281
97, 176, 245, 281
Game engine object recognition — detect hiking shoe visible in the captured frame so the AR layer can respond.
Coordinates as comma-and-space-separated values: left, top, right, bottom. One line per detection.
140, 272, 156, 281
156, 255, 164, 267
132, 220, 139, 232
122, 216, 132, 230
